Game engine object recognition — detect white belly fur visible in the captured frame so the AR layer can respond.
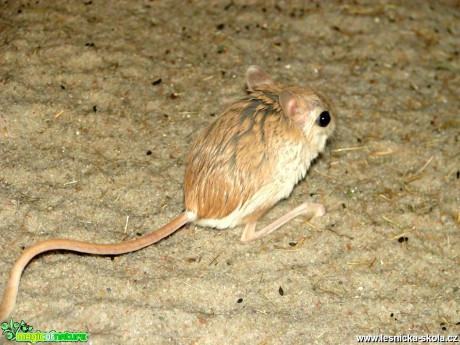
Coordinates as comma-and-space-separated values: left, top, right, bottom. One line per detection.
195, 142, 318, 229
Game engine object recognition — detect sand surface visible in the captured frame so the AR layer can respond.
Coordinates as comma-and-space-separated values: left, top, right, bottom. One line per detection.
0, 1, 459, 344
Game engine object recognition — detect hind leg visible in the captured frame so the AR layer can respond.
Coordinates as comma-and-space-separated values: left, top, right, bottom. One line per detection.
241, 202, 326, 242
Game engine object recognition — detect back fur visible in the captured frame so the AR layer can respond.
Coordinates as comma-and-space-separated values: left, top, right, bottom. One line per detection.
184, 84, 306, 226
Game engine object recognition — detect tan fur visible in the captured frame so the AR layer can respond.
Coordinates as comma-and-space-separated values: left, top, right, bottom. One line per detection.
184, 80, 334, 228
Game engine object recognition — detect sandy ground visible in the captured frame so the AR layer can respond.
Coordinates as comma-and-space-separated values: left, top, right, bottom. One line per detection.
0, 1, 459, 344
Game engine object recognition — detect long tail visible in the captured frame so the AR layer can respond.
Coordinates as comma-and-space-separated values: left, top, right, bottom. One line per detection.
0, 211, 195, 321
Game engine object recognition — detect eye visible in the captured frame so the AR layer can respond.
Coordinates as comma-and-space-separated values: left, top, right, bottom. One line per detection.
317, 111, 331, 127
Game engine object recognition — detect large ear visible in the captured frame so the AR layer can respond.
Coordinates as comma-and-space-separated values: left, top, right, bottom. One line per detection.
246, 65, 274, 90
279, 90, 307, 127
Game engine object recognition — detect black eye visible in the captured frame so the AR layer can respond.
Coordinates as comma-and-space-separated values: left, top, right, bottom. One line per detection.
317, 111, 331, 127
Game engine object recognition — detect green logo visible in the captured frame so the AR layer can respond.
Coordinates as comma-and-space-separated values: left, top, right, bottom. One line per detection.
1, 318, 88, 343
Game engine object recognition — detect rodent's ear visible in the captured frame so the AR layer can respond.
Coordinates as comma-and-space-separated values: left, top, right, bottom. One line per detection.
246, 65, 274, 90
279, 90, 307, 127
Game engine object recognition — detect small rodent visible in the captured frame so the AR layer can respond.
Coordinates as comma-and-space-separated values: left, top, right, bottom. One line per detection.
0, 65, 335, 321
